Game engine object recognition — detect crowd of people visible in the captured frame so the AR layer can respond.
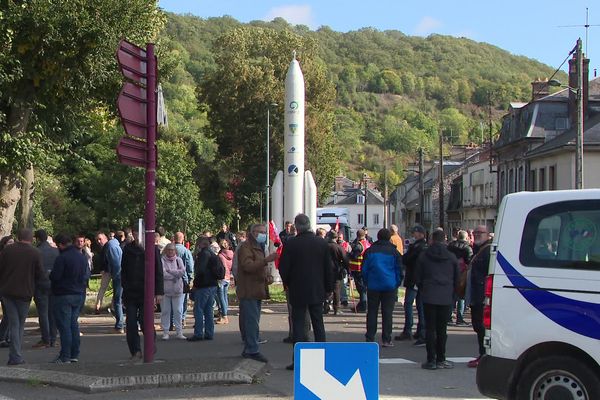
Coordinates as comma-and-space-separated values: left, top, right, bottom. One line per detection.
0, 218, 493, 371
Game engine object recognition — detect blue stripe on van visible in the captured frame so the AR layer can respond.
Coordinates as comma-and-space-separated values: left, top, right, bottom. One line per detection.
497, 251, 600, 340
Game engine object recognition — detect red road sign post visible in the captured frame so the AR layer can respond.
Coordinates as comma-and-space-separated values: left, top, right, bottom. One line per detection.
116, 39, 157, 363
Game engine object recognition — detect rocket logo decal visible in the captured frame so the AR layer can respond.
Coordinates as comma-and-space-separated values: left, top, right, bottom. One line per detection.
289, 101, 299, 110
288, 164, 299, 175
289, 123, 298, 134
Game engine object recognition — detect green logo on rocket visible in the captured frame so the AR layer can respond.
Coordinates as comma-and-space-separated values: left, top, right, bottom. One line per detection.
289, 101, 299, 110
289, 123, 298, 134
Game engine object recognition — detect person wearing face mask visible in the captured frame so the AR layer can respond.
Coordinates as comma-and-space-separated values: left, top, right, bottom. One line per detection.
236, 224, 278, 363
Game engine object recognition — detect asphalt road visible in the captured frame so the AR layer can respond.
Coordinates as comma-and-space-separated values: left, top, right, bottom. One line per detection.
0, 299, 488, 400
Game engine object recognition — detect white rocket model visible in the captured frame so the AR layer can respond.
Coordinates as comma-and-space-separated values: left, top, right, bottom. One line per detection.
272, 52, 317, 232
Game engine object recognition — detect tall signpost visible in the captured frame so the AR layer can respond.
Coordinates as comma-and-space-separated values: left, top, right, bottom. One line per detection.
116, 39, 157, 363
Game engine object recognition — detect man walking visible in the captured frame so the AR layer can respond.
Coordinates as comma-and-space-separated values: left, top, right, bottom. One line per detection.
279, 214, 334, 371
395, 225, 428, 345
0, 229, 45, 365
33, 229, 59, 348
362, 228, 403, 347
415, 229, 460, 370
49, 234, 90, 363
349, 229, 371, 313
121, 230, 164, 360
447, 230, 473, 325
174, 232, 194, 328
467, 225, 493, 368
104, 233, 124, 333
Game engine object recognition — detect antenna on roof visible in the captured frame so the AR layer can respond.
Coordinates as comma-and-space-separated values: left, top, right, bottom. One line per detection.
558, 7, 600, 56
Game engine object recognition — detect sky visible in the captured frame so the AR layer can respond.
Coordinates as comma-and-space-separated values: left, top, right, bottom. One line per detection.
159, 0, 600, 75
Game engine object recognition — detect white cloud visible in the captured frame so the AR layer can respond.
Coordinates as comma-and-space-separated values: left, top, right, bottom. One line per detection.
264, 4, 315, 28
414, 16, 442, 36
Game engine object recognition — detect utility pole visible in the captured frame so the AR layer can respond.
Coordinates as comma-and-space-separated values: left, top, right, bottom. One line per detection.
418, 148, 425, 226
363, 173, 368, 228
383, 166, 388, 228
439, 133, 445, 231
576, 38, 584, 189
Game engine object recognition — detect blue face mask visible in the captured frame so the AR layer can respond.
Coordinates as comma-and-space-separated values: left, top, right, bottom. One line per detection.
256, 233, 267, 244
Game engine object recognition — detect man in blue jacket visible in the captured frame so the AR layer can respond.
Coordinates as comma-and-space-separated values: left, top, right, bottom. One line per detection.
102, 233, 124, 333
362, 228, 403, 347
49, 234, 90, 363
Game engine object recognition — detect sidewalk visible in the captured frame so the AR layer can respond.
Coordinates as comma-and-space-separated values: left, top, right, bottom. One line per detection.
0, 307, 267, 393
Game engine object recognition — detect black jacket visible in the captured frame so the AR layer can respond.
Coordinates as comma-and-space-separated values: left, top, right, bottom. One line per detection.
327, 239, 349, 280
414, 242, 460, 306
402, 238, 427, 288
447, 240, 473, 265
470, 240, 492, 305
121, 243, 164, 302
279, 231, 334, 306
193, 248, 225, 289
49, 246, 90, 296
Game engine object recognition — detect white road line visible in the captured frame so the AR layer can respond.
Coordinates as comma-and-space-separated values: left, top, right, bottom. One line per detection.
379, 358, 416, 364
446, 357, 475, 363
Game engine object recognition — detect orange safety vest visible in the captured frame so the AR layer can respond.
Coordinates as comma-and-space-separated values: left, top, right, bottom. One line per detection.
349, 239, 371, 272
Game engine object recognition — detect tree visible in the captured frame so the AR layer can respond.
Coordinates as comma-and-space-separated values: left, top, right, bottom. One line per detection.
0, 0, 163, 236
198, 26, 337, 219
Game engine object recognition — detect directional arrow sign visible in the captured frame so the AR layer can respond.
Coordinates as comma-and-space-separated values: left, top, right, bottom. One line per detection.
294, 343, 379, 400
117, 136, 146, 168
116, 39, 147, 85
117, 82, 147, 139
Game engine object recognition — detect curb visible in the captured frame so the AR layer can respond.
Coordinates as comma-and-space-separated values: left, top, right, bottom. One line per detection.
0, 359, 265, 393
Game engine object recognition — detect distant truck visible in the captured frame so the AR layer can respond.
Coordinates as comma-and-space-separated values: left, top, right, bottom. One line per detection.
316, 207, 353, 241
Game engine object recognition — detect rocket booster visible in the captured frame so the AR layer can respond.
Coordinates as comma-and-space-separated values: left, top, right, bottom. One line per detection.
283, 52, 305, 223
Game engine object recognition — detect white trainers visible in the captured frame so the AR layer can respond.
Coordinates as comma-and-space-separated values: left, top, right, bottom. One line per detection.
175, 333, 187, 340
161, 333, 169, 341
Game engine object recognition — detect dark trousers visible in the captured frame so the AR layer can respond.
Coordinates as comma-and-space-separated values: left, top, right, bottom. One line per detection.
471, 303, 485, 356
351, 271, 367, 311
423, 303, 451, 363
332, 280, 342, 312
125, 299, 154, 356
292, 303, 326, 343
365, 290, 396, 343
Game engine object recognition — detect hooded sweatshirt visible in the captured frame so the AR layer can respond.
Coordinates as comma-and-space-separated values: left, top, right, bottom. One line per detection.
414, 242, 460, 305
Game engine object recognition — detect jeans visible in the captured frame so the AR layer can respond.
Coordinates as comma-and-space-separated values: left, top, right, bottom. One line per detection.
292, 303, 326, 343
125, 299, 155, 356
351, 271, 367, 311
423, 303, 451, 363
366, 290, 397, 343
239, 298, 261, 355
403, 286, 426, 339
34, 288, 57, 344
161, 294, 184, 333
53, 294, 83, 361
471, 303, 485, 356
340, 276, 349, 302
192, 287, 216, 339
3, 297, 30, 365
112, 274, 124, 329
0, 298, 10, 342
216, 280, 229, 317
453, 297, 466, 322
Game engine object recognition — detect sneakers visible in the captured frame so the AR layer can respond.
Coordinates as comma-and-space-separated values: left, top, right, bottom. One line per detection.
161, 333, 170, 341
394, 332, 412, 341
413, 338, 426, 347
456, 320, 471, 327
436, 360, 454, 369
216, 316, 229, 325
130, 351, 143, 362
257, 338, 268, 344
187, 335, 203, 342
381, 341, 394, 348
242, 352, 268, 363
50, 357, 71, 364
421, 361, 437, 370
70, 358, 79, 363
175, 333, 187, 340
467, 356, 481, 368
33, 340, 50, 349
0, 341, 9, 348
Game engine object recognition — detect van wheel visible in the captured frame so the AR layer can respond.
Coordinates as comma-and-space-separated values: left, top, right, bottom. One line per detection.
516, 356, 600, 400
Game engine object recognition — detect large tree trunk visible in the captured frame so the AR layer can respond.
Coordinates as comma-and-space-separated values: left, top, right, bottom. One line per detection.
19, 166, 35, 229
0, 99, 33, 236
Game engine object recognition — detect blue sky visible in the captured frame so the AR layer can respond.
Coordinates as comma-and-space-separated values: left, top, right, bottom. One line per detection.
159, 1, 600, 74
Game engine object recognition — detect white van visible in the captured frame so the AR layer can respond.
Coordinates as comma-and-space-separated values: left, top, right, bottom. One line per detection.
477, 189, 600, 400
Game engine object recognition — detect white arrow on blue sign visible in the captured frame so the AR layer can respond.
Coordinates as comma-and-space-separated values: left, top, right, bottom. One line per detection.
294, 342, 379, 400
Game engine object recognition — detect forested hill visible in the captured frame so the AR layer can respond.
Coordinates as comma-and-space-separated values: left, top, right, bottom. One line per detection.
164, 13, 560, 187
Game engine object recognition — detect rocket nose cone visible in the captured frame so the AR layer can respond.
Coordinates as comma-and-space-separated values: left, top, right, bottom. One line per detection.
286, 59, 304, 82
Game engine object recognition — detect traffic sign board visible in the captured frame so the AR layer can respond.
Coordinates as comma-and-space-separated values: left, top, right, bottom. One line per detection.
294, 342, 379, 400
116, 136, 146, 168
116, 39, 147, 85
117, 82, 147, 139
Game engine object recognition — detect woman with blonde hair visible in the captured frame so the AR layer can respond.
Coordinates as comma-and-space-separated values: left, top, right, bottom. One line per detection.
160, 243, 186, 340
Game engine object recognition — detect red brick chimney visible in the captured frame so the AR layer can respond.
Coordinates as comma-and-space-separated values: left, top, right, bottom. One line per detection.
568, 53, 590, 124
531, 79, 550, 101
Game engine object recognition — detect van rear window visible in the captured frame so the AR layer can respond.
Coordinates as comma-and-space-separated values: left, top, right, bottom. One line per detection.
520, 200, 600, 270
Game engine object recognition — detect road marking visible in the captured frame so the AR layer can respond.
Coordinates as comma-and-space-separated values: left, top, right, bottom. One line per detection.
379, 358, 416, 364
447, 357, 475, 363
